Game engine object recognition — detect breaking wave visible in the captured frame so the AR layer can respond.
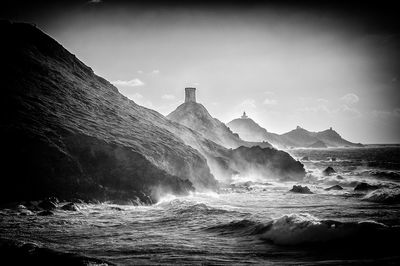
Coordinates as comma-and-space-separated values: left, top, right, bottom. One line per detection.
206, 213, 400, 246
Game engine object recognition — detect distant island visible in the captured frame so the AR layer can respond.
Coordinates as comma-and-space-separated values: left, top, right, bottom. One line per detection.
227, 113, 363, 149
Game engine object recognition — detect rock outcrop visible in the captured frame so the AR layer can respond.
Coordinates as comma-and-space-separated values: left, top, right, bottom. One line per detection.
289, 185, 313, 194
167, 102, 273, 149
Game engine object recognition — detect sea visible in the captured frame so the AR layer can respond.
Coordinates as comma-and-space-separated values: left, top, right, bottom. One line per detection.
1, 145, 400, 265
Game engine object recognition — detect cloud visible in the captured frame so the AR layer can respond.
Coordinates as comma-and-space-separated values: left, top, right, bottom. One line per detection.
238, 99, 256, 110
316, 98, 328, 104
341, 93, 359, 105
298, 103, 361, 118
338, 105, 362, 118
112, 78, 144, 87
372, 108, 400, 118
162, 94, 175, 100
152, 70, 160, 74
263, 98, 278, 105
126, 93, 154, 109
137, 70, 144, 74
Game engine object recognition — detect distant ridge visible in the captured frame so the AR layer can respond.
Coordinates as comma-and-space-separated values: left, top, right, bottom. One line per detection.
227, 116, 363, 149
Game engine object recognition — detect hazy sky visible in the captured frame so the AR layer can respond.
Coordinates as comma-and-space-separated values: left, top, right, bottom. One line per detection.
2, 1, 400, 143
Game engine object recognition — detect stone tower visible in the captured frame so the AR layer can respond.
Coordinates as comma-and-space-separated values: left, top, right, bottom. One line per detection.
185, 87, 196, 103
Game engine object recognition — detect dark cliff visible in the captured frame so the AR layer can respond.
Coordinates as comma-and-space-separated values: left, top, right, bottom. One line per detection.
0, 21, 217, 203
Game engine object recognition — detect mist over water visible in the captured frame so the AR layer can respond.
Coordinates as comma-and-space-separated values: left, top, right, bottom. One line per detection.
2, 145, 400, 264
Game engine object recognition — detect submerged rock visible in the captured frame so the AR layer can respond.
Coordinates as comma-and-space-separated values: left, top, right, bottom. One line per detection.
325, 185, 343, 191
322, 167, 336, 176
60, 203, 79, 211
290, 185, 313, 194
38, 200, 57, 210
354, 182, 380, 192
37, 210, 54, 216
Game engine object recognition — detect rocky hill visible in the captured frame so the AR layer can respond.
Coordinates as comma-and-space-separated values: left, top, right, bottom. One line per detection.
167, 102, 272, 149
1, 21, 217, 204
1, 21, 305, 204
227, 116, 288, 148
228, 116, 363, 148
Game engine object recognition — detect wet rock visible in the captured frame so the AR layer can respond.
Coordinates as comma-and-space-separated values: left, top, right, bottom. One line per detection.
60, 203, 79, 211
109, 206, 124, 211
325, 185, 343, 191
354, 182, 380, 192
330, 157, 337, 161
322, 167, 336, 176
19, 209, 34, 216
289, 185, 313, 194
37, 210, 54, 216
336, 175, 344, 180
38, 200, 57, 210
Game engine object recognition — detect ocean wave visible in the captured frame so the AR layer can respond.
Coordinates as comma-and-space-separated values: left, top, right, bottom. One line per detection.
206, 213, 399, 246
360, 170, 400, 181
0, 238, 113, 265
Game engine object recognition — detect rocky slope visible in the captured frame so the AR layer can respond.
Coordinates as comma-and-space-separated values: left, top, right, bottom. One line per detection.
227, 116, 363, 148
227, 117, 287, 148
1, 22, 305, 204
1, 21, 218, 204
167, 102, 273, 149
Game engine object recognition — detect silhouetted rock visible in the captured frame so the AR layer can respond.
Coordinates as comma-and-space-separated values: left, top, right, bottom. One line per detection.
38, 200, 57, 210
325, 185, 343, 191
323, 167, 336, 176
354, 182, 380, 192
60, 203, 79, 211
290, 185, 313, 194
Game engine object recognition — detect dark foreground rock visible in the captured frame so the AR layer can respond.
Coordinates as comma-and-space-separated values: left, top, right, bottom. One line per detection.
325, 185, 343, 191
38, 200, 57, 211
322, 167, 336, 176
354, 182, 380, 192
228, 146, 306, 181
0, 238, 114, 266
290, 185, 313, 194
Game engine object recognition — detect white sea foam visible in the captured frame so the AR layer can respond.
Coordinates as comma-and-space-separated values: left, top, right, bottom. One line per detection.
260, 213, 386, 245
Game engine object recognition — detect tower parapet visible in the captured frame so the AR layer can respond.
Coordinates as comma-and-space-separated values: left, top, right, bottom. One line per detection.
185, 87, 196, 103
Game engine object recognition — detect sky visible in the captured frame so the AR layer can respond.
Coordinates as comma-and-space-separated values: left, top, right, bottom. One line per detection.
2, 0, 400, 143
